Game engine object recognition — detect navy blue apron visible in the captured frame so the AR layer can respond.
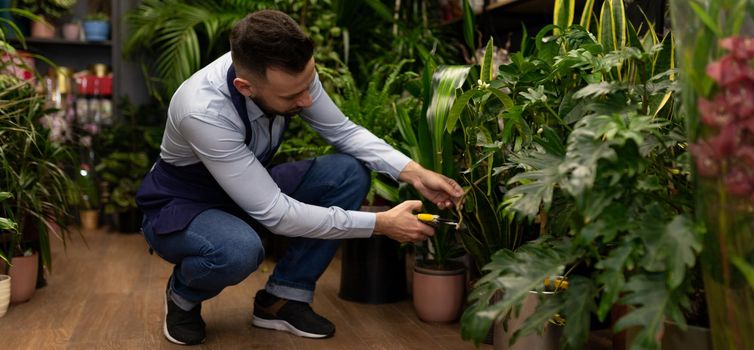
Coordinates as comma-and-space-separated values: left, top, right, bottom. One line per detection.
136, 65, 313, 235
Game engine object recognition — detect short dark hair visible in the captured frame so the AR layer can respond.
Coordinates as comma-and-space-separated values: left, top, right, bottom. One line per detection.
230, 10, 314, 79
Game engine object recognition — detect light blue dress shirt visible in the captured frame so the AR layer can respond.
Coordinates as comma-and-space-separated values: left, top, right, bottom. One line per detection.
158, 52, 412, 239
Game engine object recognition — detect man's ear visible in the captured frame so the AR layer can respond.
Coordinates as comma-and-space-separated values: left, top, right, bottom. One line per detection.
233, 77, 256, 97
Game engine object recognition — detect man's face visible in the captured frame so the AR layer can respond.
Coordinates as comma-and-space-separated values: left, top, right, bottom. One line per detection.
234, 58, 316, 117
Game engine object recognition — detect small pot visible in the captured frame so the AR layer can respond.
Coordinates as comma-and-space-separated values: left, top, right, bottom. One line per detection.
80, 209, 99, 230
30, 19, 55, 38
8, 253, 39, 303
83, 20, 109, 41
412, 263, 465, 322
0, 274, 10, 317
62, 22, 80, 41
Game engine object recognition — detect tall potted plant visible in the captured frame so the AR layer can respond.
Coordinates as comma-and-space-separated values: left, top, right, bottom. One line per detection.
1, 25, 77, 302
670, 1, 754, 349
461, 1, 700, 349
393, 61, 468, 322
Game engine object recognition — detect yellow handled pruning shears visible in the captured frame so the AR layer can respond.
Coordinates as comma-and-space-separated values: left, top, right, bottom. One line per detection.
417, 213, 459, 227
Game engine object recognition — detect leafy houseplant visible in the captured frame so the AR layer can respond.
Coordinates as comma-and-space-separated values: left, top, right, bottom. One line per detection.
392, 60, 467, 322
670, 0, 754, 349
461, 1, 701, 349
95, 151, 148, 232
16, 0, 76, 38
0, 71, 77, 274
82, 12, 108, 41
16, 0, 74, 20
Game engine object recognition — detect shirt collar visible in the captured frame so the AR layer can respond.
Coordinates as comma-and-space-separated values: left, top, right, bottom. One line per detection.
245, 96, 266, 121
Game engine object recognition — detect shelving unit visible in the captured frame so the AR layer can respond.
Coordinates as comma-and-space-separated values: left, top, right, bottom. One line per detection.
9, 0, 147, 119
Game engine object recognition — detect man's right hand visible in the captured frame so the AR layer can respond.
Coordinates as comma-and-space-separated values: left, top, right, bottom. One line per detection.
373, 200, 435, 243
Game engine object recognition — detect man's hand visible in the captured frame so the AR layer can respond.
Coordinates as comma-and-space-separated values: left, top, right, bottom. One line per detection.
399, 161, 464, 209
374, 200, 435, 243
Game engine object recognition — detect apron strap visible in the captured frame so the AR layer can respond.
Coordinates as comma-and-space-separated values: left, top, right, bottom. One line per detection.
227, 65, 253, 146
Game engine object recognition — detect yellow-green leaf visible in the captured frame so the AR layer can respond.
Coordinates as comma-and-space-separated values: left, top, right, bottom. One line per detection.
480, 38, 495, 83
553, 0, 575, 34
580, 0, 596, 31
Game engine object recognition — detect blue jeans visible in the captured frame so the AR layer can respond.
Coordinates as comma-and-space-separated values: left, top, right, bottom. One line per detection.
141, 154, 371, 308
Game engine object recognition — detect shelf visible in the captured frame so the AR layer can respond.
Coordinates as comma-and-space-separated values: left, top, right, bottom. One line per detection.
442, 0, 524, 25
11, 37, 112, 47
484, 0, 523, 12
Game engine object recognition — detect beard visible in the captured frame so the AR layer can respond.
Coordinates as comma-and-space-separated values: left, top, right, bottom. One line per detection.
254, 99, 302, 117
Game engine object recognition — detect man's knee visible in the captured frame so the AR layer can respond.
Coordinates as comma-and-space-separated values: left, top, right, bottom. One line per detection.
218, 233, 265, 285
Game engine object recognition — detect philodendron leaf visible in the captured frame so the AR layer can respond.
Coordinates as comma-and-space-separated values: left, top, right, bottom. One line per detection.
561, 276, 597, 349
481, 37, 495, 83
510, 294, 562, 345
614, 273, 686, 350
639, 213, 700, 289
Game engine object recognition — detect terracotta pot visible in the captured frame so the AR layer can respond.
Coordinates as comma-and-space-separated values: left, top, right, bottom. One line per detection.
662, 323, 712, 350
493, 292, 562, 350
62, 23, 80, 41
8, 253, 39, 303
0, 274, 10, 317
412, 264, 465, 322
30, 20, 55, 38
80, 209, 99, 230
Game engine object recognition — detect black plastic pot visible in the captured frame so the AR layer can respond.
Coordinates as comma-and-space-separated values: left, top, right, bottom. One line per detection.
115, 208, 142, 233
338, 235, 407, 304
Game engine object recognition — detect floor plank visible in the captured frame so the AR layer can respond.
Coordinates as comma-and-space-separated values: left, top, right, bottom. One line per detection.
0, 228, 495, 349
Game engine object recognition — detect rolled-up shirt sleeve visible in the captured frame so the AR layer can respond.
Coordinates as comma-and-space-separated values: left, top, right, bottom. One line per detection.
301, 74, 412, 181
178, 114, 375, 239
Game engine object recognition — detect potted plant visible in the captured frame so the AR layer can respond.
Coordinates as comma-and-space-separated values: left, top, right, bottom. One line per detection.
95, 151, 149, 233
82, 12, 108, 41
392, 61, 469, 323
461, 2, 700, 350
16, 0, 76, 38
1, 24, 77, 302
76, 162, 99, 230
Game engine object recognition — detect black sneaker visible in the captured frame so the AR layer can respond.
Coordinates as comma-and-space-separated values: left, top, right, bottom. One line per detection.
252, 289, 335, 338
164, 288, 206, 345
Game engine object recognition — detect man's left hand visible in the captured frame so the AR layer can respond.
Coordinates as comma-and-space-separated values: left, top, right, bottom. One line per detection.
399, 161, 464, 210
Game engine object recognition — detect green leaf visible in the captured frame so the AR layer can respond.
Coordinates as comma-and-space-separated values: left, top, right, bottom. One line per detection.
580, 0, 597, 31
598, 0, 626, 52
462, 0, 476, 52
561, 276, 596, 349
447, 88, 483, 133
363, 0, 395, 23
426, 66, 470, 172
0, 218, 17, 231
638, 214, 700, 288
614, 274, 680, 350
553, 0, 575, 35
688, 1, 722, 37
480, 38, 495, 83
731, 256, 754, 290
510, 294, 562, 344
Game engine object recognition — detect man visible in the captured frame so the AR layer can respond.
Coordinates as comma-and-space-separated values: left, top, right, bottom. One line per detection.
136, 10, 463, 345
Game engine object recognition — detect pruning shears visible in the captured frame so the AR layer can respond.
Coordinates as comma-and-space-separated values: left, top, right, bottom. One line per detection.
417, 213, 459, 228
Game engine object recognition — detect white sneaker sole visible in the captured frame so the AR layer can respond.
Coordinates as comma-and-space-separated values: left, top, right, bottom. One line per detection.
252, 315, 332, 338
163, 292, 205, 345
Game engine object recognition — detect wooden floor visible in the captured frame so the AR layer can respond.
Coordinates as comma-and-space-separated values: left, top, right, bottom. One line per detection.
0, 228, 492, 349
